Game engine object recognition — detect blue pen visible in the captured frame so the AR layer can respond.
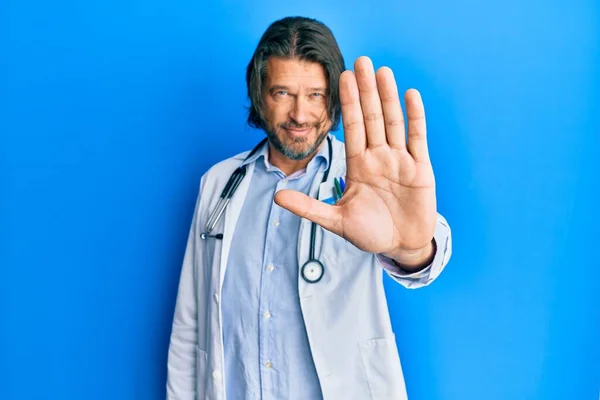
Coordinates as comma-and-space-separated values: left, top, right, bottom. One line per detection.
339, 177, 346, 193
334, 178, 343, 202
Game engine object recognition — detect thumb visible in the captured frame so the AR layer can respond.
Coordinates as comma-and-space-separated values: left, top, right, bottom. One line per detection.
274, 189, 342, 236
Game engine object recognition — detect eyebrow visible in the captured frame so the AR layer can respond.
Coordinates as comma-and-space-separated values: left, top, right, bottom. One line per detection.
268, 85, 327, 93
268, 85, 289, 93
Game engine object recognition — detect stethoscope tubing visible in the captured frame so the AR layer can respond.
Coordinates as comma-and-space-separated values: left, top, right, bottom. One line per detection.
201, 136, 333, 283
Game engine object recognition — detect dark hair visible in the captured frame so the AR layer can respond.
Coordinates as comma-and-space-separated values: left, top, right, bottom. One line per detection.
246, 16, 346, 131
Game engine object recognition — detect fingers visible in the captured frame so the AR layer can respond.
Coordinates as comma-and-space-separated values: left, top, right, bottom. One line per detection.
273, 189, 342, 236
405, 89, 430, 163
340, 56, 429, 162
354, 57, 386, 148
340, 70, 366, 159
376, 67, 406, 150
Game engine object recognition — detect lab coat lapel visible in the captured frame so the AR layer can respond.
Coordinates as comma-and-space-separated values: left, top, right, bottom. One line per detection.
219, 162, 256, 290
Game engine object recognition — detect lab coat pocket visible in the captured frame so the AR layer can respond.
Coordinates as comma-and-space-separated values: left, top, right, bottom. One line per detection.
195, 346, 208, 400
358, 337, 407, 400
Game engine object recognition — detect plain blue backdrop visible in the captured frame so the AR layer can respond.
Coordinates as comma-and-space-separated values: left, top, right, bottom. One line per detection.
1, 0, 598, 399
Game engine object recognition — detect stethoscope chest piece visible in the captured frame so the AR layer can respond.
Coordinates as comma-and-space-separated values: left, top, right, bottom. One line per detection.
301, 259, 325, 283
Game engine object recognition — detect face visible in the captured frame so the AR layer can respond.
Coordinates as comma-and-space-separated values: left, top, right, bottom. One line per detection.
260, 57, 332, 161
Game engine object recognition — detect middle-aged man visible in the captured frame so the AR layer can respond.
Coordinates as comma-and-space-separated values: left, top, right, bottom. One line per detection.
167, 16, 452, 400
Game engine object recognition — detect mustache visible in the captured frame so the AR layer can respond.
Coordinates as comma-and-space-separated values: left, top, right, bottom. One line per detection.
278, 120, 321, 130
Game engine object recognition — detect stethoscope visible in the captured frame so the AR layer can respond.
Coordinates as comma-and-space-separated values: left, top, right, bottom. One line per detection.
200, 136, 333, 284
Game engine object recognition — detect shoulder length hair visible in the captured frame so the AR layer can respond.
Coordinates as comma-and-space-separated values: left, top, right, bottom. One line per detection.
245, 16, 346, 132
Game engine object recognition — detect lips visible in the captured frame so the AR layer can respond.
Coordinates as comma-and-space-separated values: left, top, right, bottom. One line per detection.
284, 127, 312, 138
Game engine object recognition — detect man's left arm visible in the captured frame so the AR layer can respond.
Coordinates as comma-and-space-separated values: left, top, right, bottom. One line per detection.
274, 57, 452, 288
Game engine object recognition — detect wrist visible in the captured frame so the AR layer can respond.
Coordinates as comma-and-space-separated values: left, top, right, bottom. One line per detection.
383, 239, 436, 273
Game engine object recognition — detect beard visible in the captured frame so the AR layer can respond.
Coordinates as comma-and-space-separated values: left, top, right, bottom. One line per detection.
264, 119, 329, 161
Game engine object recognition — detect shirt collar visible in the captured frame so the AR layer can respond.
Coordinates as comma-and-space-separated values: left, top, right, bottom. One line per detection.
240, 139, 269, 168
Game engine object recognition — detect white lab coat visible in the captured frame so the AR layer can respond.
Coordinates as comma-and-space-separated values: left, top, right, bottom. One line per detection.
166, 135, 452, 400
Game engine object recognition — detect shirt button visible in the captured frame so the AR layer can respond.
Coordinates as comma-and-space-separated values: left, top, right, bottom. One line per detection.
282, 179, 287, 185
273, 219, 280, 227
264, 311, 271, 319
212, 370, 221, 380
265, 361, 272, 368
267, 264, 274, 272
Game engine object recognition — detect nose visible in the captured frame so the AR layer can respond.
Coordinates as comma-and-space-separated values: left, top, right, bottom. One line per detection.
288, 96, 310, 126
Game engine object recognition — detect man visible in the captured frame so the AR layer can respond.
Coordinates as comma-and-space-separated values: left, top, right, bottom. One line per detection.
167, 16, 452, 400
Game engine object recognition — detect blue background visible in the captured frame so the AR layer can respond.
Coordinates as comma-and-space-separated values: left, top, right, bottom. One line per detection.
1, 0, 598, 399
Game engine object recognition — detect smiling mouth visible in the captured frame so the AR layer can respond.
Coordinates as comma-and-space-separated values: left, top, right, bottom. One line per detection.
284, 127, 312, 137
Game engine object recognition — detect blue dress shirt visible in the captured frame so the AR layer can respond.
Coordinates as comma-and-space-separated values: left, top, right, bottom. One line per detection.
221, 140, 329, 399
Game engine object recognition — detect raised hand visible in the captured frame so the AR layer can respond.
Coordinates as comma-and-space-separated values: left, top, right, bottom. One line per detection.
275, 56, 437, 267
